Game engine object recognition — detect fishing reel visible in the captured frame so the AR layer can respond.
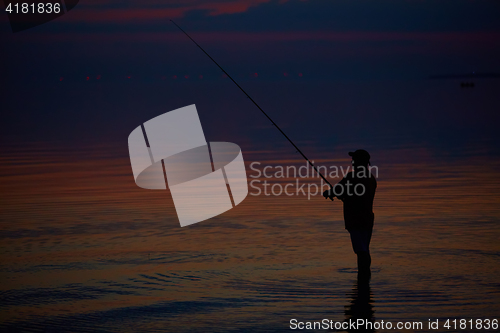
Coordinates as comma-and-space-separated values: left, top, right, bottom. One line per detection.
323, 188, 335, 201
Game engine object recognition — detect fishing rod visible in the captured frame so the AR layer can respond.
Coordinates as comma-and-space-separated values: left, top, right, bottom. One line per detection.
170, 20, 334, 195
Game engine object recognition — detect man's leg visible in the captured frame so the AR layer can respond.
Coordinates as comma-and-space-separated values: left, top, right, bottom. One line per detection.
349, 228, 373, 274
361, 228, 372, 271
357, 252, 371, 273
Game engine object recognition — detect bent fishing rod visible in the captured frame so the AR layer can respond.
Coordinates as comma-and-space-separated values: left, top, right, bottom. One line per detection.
170, 20, 334, 196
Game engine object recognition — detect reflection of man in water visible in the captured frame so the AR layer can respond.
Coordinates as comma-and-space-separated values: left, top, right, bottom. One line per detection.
323, 150, 377, 276
344, 278, 375, 333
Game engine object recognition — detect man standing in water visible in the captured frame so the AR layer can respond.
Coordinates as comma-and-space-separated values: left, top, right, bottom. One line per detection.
323, 150, 377, 277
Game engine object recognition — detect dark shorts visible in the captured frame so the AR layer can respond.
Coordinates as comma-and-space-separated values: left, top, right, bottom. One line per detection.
348, 228, 373, 254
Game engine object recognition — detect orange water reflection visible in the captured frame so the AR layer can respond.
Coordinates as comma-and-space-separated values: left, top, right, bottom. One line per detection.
0, 143, 499, 331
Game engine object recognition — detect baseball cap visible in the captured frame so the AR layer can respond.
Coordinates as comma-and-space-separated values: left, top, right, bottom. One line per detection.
348, 149, 371, 164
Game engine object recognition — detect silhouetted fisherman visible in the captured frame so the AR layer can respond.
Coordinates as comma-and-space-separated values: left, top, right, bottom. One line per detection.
323, 150, 377, 277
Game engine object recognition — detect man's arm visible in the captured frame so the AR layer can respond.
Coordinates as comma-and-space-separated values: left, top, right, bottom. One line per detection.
323, 177, 348, 201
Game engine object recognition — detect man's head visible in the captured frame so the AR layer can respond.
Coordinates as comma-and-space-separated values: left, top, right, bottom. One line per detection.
349, 149, 371, 167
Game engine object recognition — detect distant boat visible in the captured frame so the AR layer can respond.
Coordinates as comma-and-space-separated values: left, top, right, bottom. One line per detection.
428, 72, 500, 88
429, 72, 500, 80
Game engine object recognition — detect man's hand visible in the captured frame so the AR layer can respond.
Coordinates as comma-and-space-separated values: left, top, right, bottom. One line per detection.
323, 188, 334, 201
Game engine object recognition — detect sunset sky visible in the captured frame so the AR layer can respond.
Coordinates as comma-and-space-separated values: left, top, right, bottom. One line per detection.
1, 0, 499, 157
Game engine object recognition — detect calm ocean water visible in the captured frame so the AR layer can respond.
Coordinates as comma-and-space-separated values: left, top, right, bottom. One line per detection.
0, 143, 499, 332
